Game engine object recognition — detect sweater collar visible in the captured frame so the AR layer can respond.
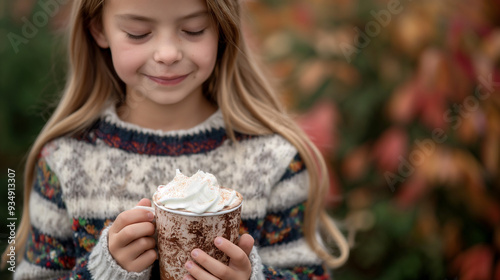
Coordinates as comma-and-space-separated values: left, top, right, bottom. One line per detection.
101, 105, 225, 137
77, 105, 231, 156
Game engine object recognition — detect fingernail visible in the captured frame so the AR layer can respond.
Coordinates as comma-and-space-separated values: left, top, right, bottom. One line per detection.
147, 213, 154, 220
191, 249, 199, 258
185, 261, 193, 270
215, 237, 223, 246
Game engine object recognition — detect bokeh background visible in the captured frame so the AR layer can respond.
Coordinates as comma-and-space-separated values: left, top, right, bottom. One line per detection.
1, 0, 500, 279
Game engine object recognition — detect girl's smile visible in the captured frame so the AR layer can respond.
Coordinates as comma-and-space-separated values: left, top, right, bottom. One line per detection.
144, 73, 190, 86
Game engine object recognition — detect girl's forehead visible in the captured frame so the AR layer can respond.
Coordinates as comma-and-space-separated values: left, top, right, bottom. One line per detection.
103, 0, 210, 21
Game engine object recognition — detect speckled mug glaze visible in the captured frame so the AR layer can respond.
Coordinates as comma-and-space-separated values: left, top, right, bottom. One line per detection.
153, 190, 242, 280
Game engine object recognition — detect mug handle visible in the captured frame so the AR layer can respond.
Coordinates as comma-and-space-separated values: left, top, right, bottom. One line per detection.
133, 205, 155, 215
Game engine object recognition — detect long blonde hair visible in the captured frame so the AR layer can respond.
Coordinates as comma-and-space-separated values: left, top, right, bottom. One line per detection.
3, 0, 348, 268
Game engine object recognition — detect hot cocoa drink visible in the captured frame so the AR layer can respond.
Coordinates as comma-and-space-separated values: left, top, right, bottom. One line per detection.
152, 170, 243, 280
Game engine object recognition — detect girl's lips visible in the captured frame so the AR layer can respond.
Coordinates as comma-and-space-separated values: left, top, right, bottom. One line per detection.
146, 74, 189, 86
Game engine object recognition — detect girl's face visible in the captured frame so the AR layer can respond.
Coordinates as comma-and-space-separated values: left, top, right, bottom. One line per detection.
91, 0, 218, 110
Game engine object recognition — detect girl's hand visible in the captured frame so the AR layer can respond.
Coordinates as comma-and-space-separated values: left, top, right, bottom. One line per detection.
184, 234, 254, 280
108, 198, 157, 272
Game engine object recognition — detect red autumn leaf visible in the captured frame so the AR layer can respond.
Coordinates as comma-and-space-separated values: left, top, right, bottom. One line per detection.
452, 245, 494, 280
372, 127, 408, 172
296, 101, 339, 156
395, 173, 428, 208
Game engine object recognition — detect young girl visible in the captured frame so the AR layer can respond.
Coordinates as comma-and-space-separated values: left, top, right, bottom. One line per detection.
5, 0, 349, 279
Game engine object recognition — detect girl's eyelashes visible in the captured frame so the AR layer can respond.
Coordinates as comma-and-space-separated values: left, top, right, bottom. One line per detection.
183, 29, 205, 36
126, 32, 150, 40
124, 29, 205, 40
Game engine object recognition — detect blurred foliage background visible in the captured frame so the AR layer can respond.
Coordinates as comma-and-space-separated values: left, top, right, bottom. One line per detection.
1, 0, 500, 279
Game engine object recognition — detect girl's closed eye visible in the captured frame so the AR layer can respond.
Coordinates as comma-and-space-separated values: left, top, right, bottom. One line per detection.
183, 29, 205, 36
126, 32, 150, 40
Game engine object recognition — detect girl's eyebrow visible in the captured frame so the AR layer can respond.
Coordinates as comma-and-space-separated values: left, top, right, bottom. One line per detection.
115, 11, 208, 23
115, 14, 156, 23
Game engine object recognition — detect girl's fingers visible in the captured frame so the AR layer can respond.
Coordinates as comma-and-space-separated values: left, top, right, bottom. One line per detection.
189, 249, 227, 277
137, 198, 152, 207
123, 247, 158, 273
184, 259, 219, 280
111, 209, 154, 233
108, 221, 155, 259
114, 221, 156, 246
134, 247, 158, 270
110, 236, 157, 272
108, 199, 156, 273
189, 237, 252, 279
185, 236, 253, 279
120, 236, 157, 261
111, 198, 152, 233
237, 234, 254, 257
215, 237, 251, 269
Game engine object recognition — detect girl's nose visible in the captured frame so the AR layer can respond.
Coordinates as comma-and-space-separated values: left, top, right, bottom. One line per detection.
153, 40, 182, 65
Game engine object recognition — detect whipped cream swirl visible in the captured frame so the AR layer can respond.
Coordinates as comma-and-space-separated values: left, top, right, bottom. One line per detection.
155, 170, 237, 214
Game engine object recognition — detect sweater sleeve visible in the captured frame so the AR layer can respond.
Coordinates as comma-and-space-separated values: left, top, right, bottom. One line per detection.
242, 153, 332, 280
14, 157, 152, 280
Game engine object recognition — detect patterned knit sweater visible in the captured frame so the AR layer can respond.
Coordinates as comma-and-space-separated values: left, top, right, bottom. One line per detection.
15, 106, 330, 280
